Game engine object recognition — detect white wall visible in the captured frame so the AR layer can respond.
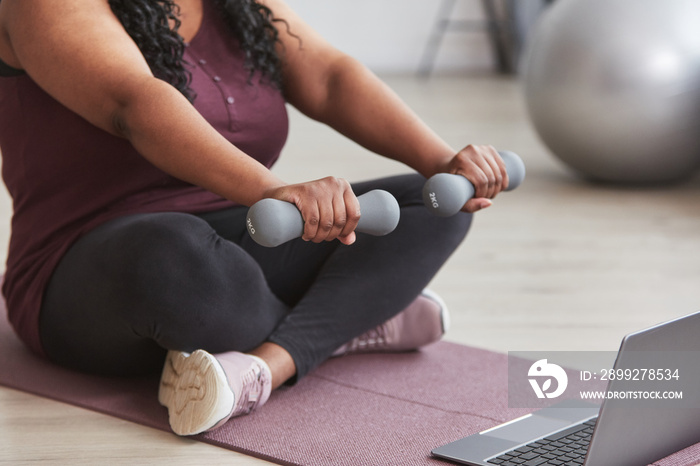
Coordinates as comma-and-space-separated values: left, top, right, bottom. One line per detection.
284, 0, 496, 73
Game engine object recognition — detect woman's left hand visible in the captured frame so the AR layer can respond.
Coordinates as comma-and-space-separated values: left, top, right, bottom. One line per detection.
442, 144, 510, 213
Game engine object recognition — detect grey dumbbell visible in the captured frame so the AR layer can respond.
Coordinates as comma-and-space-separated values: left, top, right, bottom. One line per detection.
422, 150, 525, 217
246, 189, 400, 247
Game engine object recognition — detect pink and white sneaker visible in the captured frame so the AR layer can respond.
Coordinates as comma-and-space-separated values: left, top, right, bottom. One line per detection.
333, 289, 450, 356
158, 349, 272, 436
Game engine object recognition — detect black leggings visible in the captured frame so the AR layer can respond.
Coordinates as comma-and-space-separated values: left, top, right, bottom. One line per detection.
39, 175, 472, 379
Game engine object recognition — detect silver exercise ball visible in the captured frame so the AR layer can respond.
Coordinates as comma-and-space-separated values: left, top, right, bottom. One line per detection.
522, 0, 700, 184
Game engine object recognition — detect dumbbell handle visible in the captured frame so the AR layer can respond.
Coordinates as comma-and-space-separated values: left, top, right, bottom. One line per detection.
422, 150, 525, 217
246, 189, 400, 247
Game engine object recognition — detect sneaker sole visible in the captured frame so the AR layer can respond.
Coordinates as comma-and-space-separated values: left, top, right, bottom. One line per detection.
158, 350, 235, 436
421, 288, 450, 334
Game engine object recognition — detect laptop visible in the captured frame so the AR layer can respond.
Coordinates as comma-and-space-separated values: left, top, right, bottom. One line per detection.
431, 310, 700, 466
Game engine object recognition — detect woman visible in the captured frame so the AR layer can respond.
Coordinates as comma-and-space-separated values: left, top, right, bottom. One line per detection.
0, 0, 508, 436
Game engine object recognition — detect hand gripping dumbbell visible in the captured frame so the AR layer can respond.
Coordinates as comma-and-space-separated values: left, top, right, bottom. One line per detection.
422, 150, 525, 217
246, 189, 400, 247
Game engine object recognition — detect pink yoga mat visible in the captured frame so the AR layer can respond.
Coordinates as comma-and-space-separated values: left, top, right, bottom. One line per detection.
1, 301, 698, 465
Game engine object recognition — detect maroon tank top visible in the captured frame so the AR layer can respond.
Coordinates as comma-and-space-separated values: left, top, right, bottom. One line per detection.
0, 0, 289, 356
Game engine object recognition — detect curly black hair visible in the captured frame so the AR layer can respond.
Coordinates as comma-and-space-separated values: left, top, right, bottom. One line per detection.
107, 0, 286, 102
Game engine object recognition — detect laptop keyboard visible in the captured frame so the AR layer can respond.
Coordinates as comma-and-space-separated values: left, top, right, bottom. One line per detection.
486, 418, 597, 466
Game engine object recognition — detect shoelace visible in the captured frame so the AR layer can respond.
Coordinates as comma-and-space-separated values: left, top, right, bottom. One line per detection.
231, 362, 268, 417
346, 323, 389, 352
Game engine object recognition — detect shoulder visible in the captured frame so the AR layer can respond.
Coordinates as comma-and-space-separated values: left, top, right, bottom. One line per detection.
0, 1, 21, 68
0, 0, 158, 136
0, 0, 125, 70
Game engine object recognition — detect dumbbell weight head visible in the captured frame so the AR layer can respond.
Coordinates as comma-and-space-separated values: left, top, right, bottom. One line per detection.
501, 150, 526, 191
353, 189, 400, 236
246, 198, 304, 247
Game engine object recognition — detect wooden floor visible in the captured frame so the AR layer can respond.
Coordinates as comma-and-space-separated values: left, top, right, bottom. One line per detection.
1, 74, 699, 465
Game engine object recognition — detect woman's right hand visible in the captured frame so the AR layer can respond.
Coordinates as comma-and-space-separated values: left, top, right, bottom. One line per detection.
262, 177, 361, 245
438, 144, 509, 213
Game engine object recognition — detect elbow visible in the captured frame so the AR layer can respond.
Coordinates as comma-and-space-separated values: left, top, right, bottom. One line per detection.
102, 84, 140, 139
105, 77, 177, 140
325, 54, 366, 92
317, 55, 374, 123
110, 107, 131, 139
287, 53, 368, 122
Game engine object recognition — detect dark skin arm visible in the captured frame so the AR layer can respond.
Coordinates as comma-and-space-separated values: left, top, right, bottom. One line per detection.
263, 0, 509, 212
0, 0, 506, 248
0, 0, 291, 205
0, 0, 360, 244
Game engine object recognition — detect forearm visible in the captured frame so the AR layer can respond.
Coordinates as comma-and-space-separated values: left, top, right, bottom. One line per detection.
115, 78, 285, 206
2, 0, 286, 207
303, 56, 455, 178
